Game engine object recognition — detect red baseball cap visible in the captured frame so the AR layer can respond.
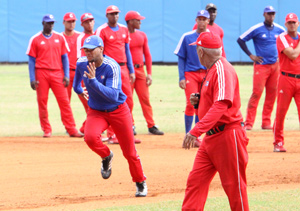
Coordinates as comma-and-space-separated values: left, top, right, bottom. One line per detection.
81, 13, 94, 23
106, 5, 120, 14
285, 13, 299, 23
63, 12, 77, 21
125, 11, 145, 21
189, 32, 221, 48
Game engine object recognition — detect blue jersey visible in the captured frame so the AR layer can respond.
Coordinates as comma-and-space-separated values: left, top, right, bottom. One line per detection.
174, 30, 206, 80
73, 55, 127, 111
239, 22, 285, 64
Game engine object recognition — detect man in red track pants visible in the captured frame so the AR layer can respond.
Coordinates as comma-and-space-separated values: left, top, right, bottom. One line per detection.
274, 13, 300, 152
182, 32, 249, 211
125, 11, 164, 135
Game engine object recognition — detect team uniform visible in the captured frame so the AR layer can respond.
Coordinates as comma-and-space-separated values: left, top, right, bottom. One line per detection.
73, 55, 146, 184
193, 23, 226, 57
174, 30, 207, 133
182, 57, 249, 211
239, 22, 285, 129
274, 31, 300, 148
26, 31, 79, 135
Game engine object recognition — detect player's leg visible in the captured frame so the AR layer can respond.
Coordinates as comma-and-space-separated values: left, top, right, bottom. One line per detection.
245, 64, 268, 129
182, 141, 217, 211
293, 80, 300, 126
49, 69, 78, 135
262, 63, 279, 128
213, 127, 249, 211
109, 103, 146, 182
273, 75, 294, 148
36, 69, 51, 134
120, 66, 134, 114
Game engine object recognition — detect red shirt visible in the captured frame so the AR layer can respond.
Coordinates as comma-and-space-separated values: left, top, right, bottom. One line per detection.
95, 23, 129, 63
26, 31, 69, 70
277, 32, 300, 74
76, 32, 93, 58
198, 57, 243, 126
193, 23, 226, 57
129, 30, 152, 75
62, 31, 80, 69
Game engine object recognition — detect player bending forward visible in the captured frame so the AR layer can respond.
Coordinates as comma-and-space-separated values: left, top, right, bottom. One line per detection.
73, 35, 147, 197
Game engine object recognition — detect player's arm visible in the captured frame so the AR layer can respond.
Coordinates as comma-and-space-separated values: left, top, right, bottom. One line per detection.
61, 53, 70, 87
237, 38, 263, 64
125, 43, 135, 84
73, 64, 89, 100
28, 56, 38, 90
282, 41, 300, 60
143, 34, 152, 86
178, 56, 186, 89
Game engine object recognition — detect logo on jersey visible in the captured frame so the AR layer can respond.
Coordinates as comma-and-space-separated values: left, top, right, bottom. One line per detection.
279, 89, 283, 94
101, 75, 105, 79
83, 73, 87, 78
40, 41, 45, 45
54, 39, 59, 43
122, 34, 126, 38
262, 34, 267, 38
275, 34, 278, 38
291, 43, 294, 47
205, 81, 209, 86
109, 35, 114, 39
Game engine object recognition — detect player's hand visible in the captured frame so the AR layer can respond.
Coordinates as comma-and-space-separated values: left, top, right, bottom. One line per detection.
146, 75, 152, 86
182, 132, 197, 149
179, 79, 186, 89
63, 76, 69, 87
30, 80, 39, 90
190, 93, 200, 106
79, 87, 89, 101
85, 62, 96, 79
129, 73, 136, 84
250, 55, 263, 64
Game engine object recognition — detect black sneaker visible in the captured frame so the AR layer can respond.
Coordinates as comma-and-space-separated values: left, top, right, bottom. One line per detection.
101, 151, 113, 179
148, 126, 164, 135
135, 181, 148, 197
133, 125, 137, 136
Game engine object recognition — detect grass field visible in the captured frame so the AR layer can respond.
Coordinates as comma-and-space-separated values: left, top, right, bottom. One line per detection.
0, 64, 300, 211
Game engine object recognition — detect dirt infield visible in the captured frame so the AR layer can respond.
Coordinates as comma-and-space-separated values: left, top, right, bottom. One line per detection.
1, 131, 300, 211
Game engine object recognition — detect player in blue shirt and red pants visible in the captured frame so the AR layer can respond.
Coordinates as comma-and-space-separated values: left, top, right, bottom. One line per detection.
73, 35, 147, 197
237, 6, 285, 130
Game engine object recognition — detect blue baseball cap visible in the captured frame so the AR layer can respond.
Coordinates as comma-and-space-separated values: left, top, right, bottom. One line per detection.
196, 10, 210, 19
264, 6, 276, 13
81, 35, 104, 49
42, 14, 56, 22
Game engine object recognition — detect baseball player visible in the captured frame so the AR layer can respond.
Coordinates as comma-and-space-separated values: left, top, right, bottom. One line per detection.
193, 3, 226, 57
95, 5, 138, 143
182, 32, 249, 211
125, 11, 164, 135
73, 35, 147, 197
174, 10, 209, 146
26, 14, 83, 138
274, 13, 300, 152
77, 13, 95, 58
237, 6, 285, 130
62, 12, 89, 133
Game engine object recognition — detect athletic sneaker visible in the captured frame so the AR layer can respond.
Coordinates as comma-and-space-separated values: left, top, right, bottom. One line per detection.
148, 126, 164, 135
133, 125, 137, 136
274, 144, 286, 152
43, 132, 51, 138
245, 125, 252, 130
101, 151, 113, 179
70, 132, 84, 138
262, 125, 273, 130
135, 181, 147, 197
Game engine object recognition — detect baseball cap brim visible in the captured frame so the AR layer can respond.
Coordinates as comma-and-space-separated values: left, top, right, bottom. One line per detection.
189, 41, 197, 46
286, 18, 298, 23
81, 44, 98, 50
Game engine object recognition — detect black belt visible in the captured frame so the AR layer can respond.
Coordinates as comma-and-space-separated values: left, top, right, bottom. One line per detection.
134, 64, 143, 68
206, 122, 244, 136
70, 69, 76, 71
99, 105, 119, 113
281, 71, 300, 79
118, 62, 126, 66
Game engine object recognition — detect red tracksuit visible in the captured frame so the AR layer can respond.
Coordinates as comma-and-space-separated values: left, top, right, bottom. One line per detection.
274, 32, 300, 146
182, 58, 249, 211
26, 31, 78, 135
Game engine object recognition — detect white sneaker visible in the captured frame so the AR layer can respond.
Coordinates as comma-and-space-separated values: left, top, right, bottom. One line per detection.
135, 181, 147, 197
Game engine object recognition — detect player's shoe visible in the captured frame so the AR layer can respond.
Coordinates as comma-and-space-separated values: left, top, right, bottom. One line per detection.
43, 132, 52, 138
107, 136, 119, 144
134, 138, 142, 144
101, 151, 113, 179
148, 126, 164, 135
69, 132, 84, 138
245, 125, 252, 130
274, 144, 286, 152
135, 181, 147, 197
261, 125, 273, 130
133, 125, 137, 136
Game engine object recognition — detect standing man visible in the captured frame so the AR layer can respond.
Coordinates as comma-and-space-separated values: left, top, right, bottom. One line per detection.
62, 12, 89, 133
174, 10, 209, 145
193, 3, 226, 57
125, 11, 164, 135
237, 6, 285, 130
182, 32, 249, 211
274, 13, 300, 152
77, 13, 95, 58
26, 14, 82, 138
73, 35, 147, 197
95, 5, 137, 143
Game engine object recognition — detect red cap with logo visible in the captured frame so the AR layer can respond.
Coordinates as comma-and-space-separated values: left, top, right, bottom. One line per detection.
189, 32, 221, 48
81, 13, 94, 23
285, 13, 299, 23
125, 11, 145, 21
63, 12, 77, 21
106, 5, 120, 14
